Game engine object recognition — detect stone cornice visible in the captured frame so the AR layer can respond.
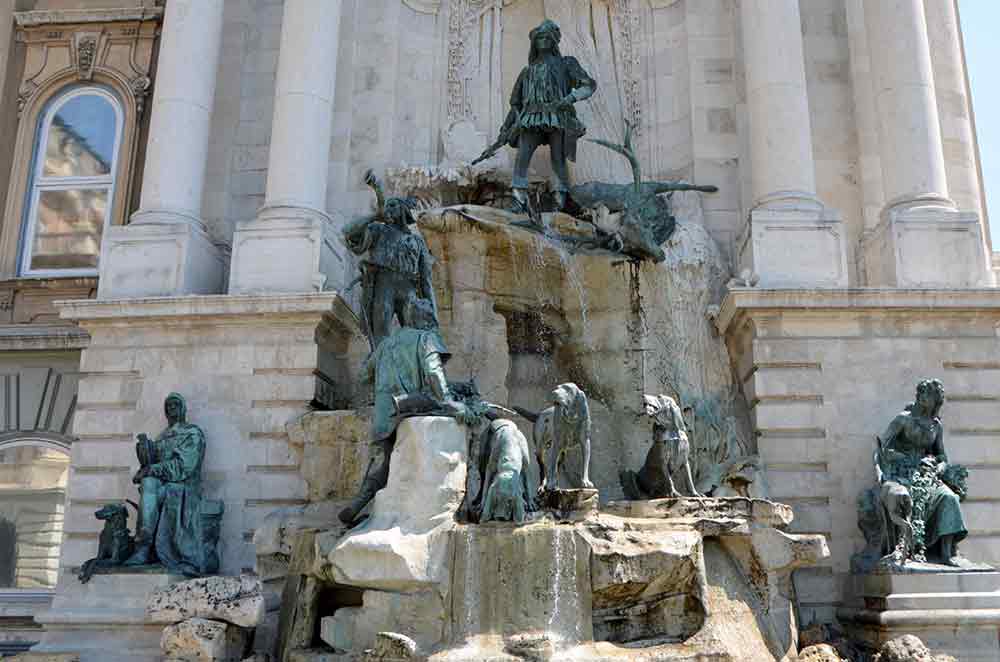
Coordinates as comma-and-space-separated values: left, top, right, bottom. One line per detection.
0, 324, 90, 351
55, 293, 360, 333
717, 287, 1000, 335
14, 7, 163, 27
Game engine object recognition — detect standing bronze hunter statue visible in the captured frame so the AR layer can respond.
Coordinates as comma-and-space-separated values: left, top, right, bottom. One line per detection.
477, 19, 596, 222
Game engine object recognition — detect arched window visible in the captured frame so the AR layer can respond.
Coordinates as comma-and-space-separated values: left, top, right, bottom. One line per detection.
0, 438, 70, 590
19, 86, 124, 276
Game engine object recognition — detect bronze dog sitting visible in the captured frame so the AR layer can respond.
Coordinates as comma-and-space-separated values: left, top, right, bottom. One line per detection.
621, 394, 702, 499
78, 502, 135, 584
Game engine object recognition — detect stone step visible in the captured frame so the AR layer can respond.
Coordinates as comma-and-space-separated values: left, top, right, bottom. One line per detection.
856, 571, 1000, 597
885, 591, 1000, 611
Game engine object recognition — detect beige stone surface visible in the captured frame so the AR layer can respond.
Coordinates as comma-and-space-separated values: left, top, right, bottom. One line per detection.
325, 417, 467, 592
161, 617, 250, 662
321, 589, 446, 654
147, 576, 265, 629
797, 644, 845, 662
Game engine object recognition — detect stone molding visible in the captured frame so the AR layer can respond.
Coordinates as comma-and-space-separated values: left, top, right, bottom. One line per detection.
716, 287, 1000, 336
0, 325, 89, 351
14, 8, 163, 27
56, 292, 357, 329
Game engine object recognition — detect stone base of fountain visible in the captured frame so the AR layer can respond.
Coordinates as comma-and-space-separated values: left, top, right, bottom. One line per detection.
539, 488, 599, 522
276, 416, 828, 662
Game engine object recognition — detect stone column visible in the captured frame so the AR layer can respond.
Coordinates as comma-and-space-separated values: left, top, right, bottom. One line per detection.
97, 0, 226, 298
861, 0, 988, 286
925, 0, 992, 266
737, 0, 847, 287
228, 0, 344, 294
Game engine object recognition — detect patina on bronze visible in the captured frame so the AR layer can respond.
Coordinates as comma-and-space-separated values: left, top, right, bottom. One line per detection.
338, 297, 478, 525
854, 379, 973, 571
478, 19, 595, 220
124, 393, 223, 576
344, 170, 437, 351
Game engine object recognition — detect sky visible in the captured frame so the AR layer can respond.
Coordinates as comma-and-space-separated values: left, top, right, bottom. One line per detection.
959, 0, 1000, 247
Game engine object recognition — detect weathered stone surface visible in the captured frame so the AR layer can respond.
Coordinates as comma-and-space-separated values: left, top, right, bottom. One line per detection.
371, 632, 418, 659
6, 655, 81, 662
602, 496, 793, 529
286, 409, 372, 503
160, 617, 250, 662
325, 417, 467, 592
540, 488, 598, 521
147, 575, 265, 628
873, 635, 957, 662
797, 644, 846, 662
320, 589, 446, 654
579, 520, 705, 643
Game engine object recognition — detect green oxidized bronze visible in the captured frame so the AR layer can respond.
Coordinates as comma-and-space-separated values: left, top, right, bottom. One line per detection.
124, 393, 223, 576
343, 170, 437, 351
854, 379, 973, 571
338, 297, 479, 525
476, 19, 596, 218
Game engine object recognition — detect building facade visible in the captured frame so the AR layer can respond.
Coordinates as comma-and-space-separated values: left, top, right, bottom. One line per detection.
0, 0, 996, 654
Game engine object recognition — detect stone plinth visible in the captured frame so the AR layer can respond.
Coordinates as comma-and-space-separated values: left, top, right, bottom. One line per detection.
228, 207, 343, 294
738, 207, 849, 287
839, 571, 1000, 662
97, 220, 226, 299
864, 206, 989, 287
31, 572, 186, 662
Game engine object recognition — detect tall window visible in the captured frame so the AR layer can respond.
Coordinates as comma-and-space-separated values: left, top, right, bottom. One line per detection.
19, 87, 123, 276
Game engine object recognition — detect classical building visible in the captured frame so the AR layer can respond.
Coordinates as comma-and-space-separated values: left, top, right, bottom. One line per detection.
0, 0, 995, 658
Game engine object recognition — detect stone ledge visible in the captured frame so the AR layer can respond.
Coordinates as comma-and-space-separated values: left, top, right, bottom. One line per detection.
14, 8, 163, 26
602, 496, 794, 529
55, 292, 358, 330
0, 325, 90, 350
718, 287, 1000, 335
838, 606, 1000, 628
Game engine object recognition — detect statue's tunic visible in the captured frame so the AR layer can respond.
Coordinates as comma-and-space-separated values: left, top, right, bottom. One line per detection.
368, 326, 451, 443
882, 412, 967, 551
147, 422, 207, 575
508, 55, 595, 161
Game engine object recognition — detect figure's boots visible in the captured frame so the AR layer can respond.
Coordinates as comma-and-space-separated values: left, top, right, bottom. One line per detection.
124, 486, 158, 566
511, 187, 532, 216
554, 190, 567, 212
338, 472, 381, 525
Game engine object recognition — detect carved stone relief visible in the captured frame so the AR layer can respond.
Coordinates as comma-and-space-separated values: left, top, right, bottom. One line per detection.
403, 0, 443, 14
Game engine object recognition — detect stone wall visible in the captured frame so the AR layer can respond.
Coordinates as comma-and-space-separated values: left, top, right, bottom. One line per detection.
720, 289, 1000, 625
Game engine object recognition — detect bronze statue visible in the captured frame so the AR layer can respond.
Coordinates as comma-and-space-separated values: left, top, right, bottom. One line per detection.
344, 170, 437, 350
855, 379, 971, 569
477, 20, 595, 220
125, 393, 223, 576
476, 419, 537, 524
621, 394, 702, 500
78, 503, 135, 583
515, 383, 593, 492
338, 297, 477, 525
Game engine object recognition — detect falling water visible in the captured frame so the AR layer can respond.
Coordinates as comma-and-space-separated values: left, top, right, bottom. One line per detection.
547, 526, 564, 641
461, 527, 477, 638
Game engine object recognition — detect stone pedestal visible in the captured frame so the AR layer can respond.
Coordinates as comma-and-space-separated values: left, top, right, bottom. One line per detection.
228, 207, 341, 294
738, 207, 848, 287
31, 572, 186, 662
863, 206, 989, 287
838, 571, 1000, 662
97, 219, 226, 299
